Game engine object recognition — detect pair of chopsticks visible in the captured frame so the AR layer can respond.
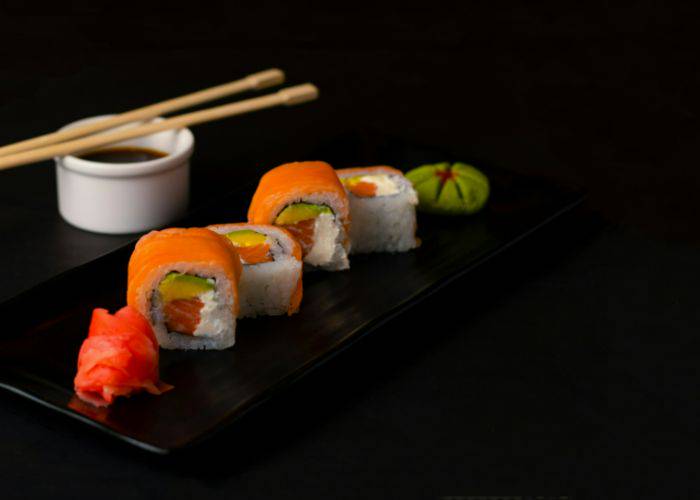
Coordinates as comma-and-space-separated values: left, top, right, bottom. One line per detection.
0, 69, 318, 171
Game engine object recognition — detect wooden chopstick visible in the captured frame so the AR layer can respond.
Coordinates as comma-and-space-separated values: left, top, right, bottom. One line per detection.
0, 68, 285, 158
0, 83, 319, 171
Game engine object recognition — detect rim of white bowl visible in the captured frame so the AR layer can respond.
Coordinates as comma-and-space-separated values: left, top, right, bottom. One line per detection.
56, 114, 195, 178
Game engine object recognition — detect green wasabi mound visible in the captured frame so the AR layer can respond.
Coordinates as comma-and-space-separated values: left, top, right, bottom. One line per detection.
406, 162, 489, 215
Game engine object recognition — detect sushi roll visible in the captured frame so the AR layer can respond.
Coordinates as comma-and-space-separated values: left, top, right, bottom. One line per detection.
127, 227, 242, 350
248, 161, 351, 271
208, 223, 303, 318
336, 166, 419, 254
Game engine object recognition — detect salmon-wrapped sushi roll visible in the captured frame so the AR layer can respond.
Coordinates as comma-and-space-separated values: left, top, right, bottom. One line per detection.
208, 223, 303, 318
337, 166, 419, 254
127, 227, 242, 350
248, 161, 351, 271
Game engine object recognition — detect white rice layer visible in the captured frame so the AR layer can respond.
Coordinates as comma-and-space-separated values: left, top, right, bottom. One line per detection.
238, 257, 301, 318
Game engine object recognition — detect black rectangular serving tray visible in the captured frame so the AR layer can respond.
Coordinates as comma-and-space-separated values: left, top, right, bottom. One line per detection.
0, 134, 584, 453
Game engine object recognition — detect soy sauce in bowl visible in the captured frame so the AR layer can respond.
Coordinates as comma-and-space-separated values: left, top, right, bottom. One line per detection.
78, 146, 168, 163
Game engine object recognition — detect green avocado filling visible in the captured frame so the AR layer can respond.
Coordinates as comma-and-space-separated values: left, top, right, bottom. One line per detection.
158, 272, 214, 303
225, 229, 267, 247
340, 175, 363, 186
405, 162, 489, 215
275, 203, 332, 225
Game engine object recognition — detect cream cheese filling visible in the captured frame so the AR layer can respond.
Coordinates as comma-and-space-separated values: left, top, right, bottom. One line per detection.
355, 174, 399, 196
192, 289, 228, 338
305, 212, 340, 266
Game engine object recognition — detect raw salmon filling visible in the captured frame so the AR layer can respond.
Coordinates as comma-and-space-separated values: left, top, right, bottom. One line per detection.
281, 218, 316, 255
163, 298, 204, 335
236, 244, 272, 264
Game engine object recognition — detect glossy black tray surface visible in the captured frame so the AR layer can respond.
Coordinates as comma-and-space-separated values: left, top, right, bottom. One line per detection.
0, 136, 583, 453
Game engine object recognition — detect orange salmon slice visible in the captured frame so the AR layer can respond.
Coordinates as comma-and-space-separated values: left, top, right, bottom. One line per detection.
281, 219, 316, 257
163, 298, 204, 335
347, 181, 377, 198
237, 243, 273, 265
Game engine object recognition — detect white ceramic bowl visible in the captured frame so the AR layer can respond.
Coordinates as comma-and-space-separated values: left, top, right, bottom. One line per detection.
55, 115, 194, 234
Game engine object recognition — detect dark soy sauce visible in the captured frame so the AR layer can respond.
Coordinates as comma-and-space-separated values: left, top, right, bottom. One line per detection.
79, 146, 168, 163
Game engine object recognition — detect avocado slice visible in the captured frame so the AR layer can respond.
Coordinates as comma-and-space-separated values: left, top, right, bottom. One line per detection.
340, 175, 363, 186
158, 272, 214, 303
225, 229, 267, 247
275, 203, 332, 225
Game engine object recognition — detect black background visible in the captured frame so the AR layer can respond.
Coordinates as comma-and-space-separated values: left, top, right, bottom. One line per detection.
0, 2, 698, 498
